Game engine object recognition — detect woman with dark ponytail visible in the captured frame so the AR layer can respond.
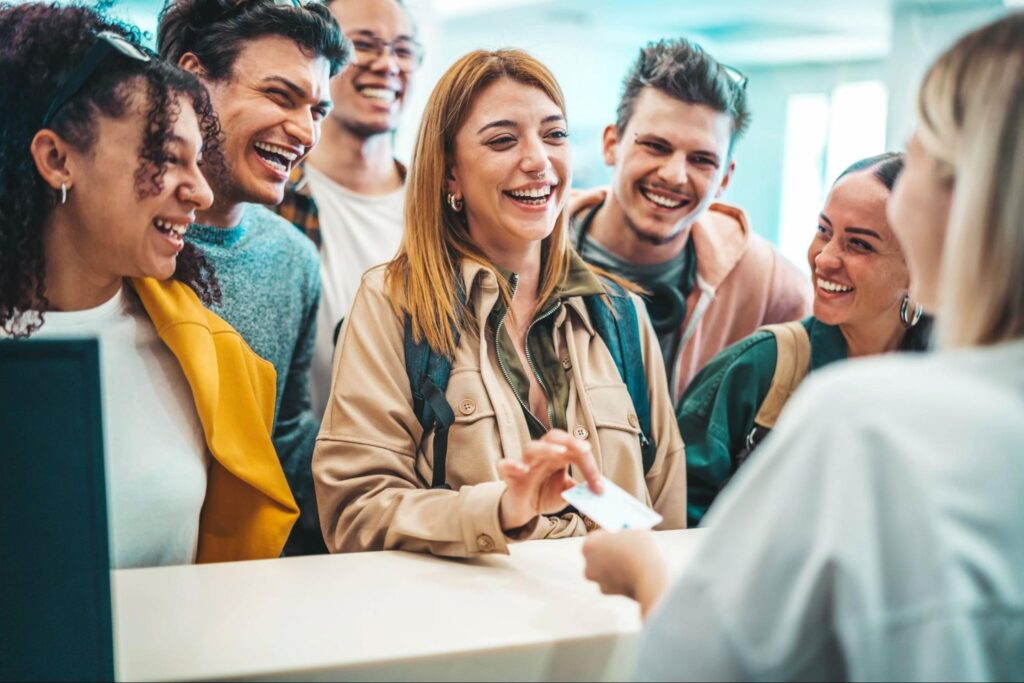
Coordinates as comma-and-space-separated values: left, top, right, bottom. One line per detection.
0, 2, 298, 567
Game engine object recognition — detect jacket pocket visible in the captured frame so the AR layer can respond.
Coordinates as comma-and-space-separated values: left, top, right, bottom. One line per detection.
586, 383, 641, 435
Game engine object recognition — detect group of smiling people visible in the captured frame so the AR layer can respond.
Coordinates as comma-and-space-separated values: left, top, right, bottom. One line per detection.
1, 0, 1022, 678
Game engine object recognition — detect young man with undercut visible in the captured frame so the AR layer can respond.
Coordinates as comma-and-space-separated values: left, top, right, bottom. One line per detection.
573, 39, 810, 405
157, 0, 348, 555
275, 0, 421, 418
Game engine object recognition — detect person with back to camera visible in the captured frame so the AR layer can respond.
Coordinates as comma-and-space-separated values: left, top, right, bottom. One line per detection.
313, 49, 687, 556
0, 2, 298, 568
681, 152, 932, 527
582, 13, 1024, 680
157, 0, 348, 555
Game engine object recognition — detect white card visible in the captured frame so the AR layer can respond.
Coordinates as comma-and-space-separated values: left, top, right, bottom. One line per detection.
561, 476, 663, 532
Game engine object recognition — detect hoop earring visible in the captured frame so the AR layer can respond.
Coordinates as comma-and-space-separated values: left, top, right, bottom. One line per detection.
900, 293, 923, 328
447, 192, 463, 212
60, 181, 67, 205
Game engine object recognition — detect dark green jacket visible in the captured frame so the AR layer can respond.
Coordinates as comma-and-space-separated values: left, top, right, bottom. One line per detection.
679, 317, 847, 526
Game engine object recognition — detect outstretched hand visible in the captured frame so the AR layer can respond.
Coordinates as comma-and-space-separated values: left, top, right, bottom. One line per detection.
497, 429, 602, 531
583, 529, 669, 618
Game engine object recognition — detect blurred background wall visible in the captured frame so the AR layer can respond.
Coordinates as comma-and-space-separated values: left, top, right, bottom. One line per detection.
70, 0, 1021, 269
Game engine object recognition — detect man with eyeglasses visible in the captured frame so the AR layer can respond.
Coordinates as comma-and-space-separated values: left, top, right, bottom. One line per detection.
157, 0, 348, 556
572, 38, 810, 405
275, 0, 421, 419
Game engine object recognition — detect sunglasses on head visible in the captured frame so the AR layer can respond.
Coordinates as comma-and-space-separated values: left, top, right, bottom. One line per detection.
42, 31, 151, 128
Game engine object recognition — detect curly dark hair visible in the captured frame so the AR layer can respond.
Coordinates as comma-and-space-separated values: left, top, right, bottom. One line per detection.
616, 39, 751, 153
0, 1, 225, 338
157, 0, 348, 81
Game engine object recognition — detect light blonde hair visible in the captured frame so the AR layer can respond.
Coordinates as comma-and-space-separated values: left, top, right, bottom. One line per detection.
916, 12, 1024, 349
384, 49, 575, 358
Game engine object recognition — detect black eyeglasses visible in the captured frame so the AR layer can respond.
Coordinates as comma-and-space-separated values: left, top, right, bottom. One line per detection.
42, 31, 152, 128
347, 33, 424, 73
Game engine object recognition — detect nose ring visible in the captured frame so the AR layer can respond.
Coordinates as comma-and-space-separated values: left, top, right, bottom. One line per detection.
534, 171, 546, 180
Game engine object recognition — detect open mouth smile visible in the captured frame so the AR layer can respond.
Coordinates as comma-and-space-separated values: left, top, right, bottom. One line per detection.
639, 185, 691, 211
358, 86, 399, 104
816, 277, 854, 294
503, 184, 555, 208
153, 217, 189, 252
253, 140, 301, 177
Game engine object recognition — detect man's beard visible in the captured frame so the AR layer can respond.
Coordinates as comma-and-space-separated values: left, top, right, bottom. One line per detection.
624, 214, 694, 246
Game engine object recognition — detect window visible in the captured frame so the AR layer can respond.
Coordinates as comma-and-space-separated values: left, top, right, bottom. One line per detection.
777, 81, 888, 272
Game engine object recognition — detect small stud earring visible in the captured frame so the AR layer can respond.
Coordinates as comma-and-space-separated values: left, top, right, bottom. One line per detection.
447, 192, 463, 212
60, 181, 67, 205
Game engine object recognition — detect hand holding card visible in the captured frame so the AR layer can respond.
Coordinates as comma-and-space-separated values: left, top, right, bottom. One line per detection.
561, 476, 662, 531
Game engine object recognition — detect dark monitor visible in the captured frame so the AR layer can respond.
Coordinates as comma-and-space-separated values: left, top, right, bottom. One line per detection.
0, 338, 114, 682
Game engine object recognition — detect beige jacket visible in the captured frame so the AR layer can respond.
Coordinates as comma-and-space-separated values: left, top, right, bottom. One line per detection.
313, 261, 687, 556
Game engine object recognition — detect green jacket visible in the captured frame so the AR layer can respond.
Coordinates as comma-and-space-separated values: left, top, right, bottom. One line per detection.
489, 252, 607, 438
679, 317, 847, 526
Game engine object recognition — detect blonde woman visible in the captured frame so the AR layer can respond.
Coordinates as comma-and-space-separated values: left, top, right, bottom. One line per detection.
313, 49, 686, 556
583, 13, 1024, 680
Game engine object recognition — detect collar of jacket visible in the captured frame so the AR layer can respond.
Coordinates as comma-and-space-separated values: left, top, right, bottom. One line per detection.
287, 159, 409, 197
130, 277, 299, 562
459, 249, 607, 335
570, 192, 751, 292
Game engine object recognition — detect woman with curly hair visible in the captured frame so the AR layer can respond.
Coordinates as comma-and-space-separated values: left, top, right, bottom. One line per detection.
0, 2, 298, 568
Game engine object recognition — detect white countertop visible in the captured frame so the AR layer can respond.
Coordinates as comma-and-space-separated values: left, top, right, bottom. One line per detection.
113, 529, 705, 681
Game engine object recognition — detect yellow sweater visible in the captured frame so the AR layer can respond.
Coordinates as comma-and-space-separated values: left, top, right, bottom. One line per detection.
132, 277, 298, 562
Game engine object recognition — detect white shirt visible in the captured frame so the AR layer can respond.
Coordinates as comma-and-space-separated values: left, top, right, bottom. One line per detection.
304, 163, 406, 418
640, 340, 1024, 681
28, 288, 208, 569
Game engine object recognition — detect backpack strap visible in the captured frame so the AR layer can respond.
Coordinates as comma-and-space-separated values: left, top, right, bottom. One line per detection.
753, 321, 812, 430
403, 282, 466, 490
584, 282, 659, 474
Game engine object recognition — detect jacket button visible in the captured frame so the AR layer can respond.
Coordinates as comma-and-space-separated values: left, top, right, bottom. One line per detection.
459, 399, 476, 416
477, 534, 495, 552
561, 356, 572, 370
573, 425, 589, 440
627, 413, 639, 428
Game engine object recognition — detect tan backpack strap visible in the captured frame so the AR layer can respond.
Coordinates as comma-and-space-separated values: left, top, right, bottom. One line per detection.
753, 321, 811, 430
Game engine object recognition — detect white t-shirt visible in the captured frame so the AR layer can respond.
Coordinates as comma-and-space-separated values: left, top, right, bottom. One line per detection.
639, 339, 1024, 681
27, 288, 208, 569
304, 163, 405, 417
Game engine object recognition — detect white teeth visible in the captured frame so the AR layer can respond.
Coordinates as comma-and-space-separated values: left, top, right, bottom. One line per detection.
641, 187, 684, 209
360, 87, 397, 103
508, 186, 552, 199
253, 141, 298, 162
155, 218, 188, 237
817, 278, 853, 293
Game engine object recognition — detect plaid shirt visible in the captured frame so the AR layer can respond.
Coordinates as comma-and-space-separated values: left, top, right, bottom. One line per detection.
274, 161, 408, 250
275, 163, 323, 247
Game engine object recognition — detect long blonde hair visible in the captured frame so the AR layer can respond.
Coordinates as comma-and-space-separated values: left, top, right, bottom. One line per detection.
917, 12, 1024, 349
385, 49, 575, 358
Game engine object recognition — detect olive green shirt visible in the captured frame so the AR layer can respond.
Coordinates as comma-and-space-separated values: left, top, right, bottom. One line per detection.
487, 252, 607, 439
679, 317, 848, 526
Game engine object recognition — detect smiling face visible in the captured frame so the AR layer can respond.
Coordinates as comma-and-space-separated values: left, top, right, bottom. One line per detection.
447, 78, 570, 257
197, 35, 331, 207
887, 132, 953, 311
604, 87, 734, 245
63, 91, 214, 280
327, 0, 416, 138
808, 169, 910, 329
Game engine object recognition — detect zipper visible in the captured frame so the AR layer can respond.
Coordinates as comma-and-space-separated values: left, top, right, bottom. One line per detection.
524, 300, 562, 428
494, 274, 559, 431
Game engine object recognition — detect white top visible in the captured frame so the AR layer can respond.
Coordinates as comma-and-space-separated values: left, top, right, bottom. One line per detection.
304, 162, 406, 417
639, 339, 1024, 681
29, 288, 208, 569
112, 530, 705, 682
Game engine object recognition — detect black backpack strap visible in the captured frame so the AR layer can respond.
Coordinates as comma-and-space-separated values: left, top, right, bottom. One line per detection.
585, 281, 658, 474
402, 279, 466, 490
